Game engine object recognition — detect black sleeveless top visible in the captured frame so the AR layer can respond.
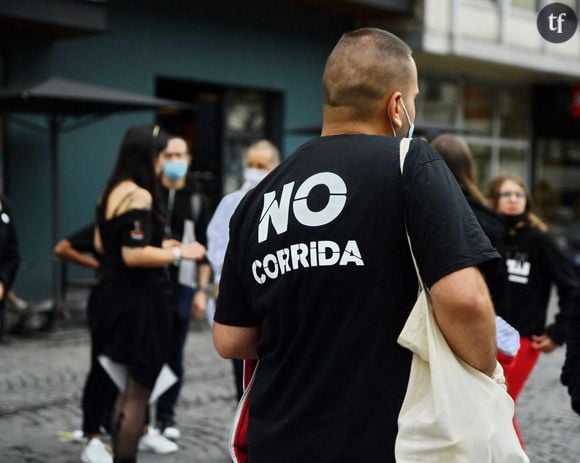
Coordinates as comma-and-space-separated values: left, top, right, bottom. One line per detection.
95, 197, 173, 389
96, 202, 166, 283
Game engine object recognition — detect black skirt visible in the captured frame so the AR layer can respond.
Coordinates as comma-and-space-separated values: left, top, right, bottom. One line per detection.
99, 272, 175, 390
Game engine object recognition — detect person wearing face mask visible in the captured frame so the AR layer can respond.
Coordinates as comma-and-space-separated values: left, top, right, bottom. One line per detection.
154, 136, 212, 441
213, 28, 505, 463
206, 139, 280, 399
486, 174, 579, 442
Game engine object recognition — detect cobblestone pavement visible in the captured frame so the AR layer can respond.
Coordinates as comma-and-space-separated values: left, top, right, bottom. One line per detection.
1, 320, 580, 462
0, 325, 236, 463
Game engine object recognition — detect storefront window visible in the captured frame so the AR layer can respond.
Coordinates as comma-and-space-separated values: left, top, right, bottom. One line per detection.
534, 138, 580, 258
499, 89, 529, 139
223, 90, 267, 194
463, 85, 494, 135
535, 140, 580, 221
418, 80, 458, 126
499, 147, 527, 180
470, 144, 493, 188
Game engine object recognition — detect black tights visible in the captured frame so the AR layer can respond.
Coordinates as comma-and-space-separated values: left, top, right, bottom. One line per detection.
112, 376, 151, 462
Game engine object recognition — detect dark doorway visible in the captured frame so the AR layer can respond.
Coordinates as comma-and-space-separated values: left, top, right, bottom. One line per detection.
156, 77, 283, 208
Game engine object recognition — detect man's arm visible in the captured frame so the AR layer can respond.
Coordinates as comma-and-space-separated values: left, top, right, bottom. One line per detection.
213, 322, 261, 359
430, 266, 497, 377
192, 262, 212, 318
54, 239, 100, 269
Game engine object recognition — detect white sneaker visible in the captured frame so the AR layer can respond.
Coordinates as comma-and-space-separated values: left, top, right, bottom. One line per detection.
81, 437, 113, 463
71, 429, 85, 444
162, 425, 181, 441
138, 428, 179, 454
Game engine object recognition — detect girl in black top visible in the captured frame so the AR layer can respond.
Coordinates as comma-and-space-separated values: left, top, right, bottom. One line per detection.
486, 174, 579, 411
95, 125, 205, 463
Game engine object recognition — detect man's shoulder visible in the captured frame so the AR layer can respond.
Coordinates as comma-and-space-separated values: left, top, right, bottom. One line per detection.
406, 138, 442, 170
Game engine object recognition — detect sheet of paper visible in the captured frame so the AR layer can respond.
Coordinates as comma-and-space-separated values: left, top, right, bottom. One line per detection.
98, 355, 178, 404
98, 354, 127, 392
178, 219, 197, 287
149, 364, 178, 403
495, 315, 521, 357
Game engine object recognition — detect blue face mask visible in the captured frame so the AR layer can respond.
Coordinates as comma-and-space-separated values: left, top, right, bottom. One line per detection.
388, 98, 415, 139
163, 159, 188, 181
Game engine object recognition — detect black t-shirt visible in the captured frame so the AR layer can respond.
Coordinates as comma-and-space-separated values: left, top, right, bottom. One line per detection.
504, 225, 579, 343
67, 223, 97, 256
96, 206, 164, 283
215, 135, 499, 463
159, 185, 210, 246
159, 185, 210, 285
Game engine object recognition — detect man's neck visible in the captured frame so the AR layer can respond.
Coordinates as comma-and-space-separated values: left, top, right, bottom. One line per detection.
161, 176, 186, 190
321, 111, 391, 137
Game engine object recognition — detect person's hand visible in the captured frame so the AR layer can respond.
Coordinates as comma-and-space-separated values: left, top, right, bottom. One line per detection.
531, 334, 557, 353
191, 289, 208, 320
182, 241, 206, 260
0, 281, 4, 301
162, 239, 181, 249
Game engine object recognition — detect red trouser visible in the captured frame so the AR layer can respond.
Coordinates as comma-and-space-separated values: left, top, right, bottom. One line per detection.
497, 336, 541, 448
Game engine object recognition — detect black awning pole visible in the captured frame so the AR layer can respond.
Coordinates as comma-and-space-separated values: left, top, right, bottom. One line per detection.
49, 113, 62, 324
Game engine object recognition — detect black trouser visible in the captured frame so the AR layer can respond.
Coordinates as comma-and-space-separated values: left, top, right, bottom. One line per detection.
82, 286, 118, 435
156, 314, 190, 423
233, 359, 244, 401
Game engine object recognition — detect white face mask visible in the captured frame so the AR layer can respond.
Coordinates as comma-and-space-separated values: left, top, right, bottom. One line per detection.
388, 98, 415, 139
243, 167, 269, 187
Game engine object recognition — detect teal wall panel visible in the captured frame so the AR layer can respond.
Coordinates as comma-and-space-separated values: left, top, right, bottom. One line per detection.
6, 0, 352, 298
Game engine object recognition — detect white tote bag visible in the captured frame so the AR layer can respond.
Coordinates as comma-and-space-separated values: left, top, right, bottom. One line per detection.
394, 138, 528, 463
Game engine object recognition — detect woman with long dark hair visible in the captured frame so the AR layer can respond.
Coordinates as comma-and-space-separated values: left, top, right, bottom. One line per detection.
95, 124, 205, 463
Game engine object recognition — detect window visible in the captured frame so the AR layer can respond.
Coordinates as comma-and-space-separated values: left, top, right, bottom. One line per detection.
499, 88, 529, 139
223, 90, 268, 194
535, 138, 580, 227
463, 85, 494, 135
499, 147, 527, 179
511, 0, 536, 10
417, 80, 458, 126
470, 144, 493, 188
156, 77, 283, 205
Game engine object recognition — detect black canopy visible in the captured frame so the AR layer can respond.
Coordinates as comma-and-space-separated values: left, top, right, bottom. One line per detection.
0, 76, 186, 115
0, 76, 189, 319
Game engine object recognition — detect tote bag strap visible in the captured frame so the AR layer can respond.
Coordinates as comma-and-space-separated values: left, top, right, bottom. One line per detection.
399, 138, 426, 293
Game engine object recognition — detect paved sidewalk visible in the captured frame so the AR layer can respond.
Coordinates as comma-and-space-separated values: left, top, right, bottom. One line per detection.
1, 322, 580, 462
0, 326, 236, 462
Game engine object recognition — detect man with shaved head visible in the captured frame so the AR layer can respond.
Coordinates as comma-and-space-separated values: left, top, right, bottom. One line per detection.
213, 28, 499, 462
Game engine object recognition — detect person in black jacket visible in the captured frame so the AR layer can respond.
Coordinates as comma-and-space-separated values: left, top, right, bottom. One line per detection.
154, 135, 212, 440
54, 224, 118, 463
0, 193, 20, 342
486, 174, 579, 417
562, 290, 580, 415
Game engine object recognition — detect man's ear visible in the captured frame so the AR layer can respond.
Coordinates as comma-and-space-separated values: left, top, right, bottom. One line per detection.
386, 92, 403, 135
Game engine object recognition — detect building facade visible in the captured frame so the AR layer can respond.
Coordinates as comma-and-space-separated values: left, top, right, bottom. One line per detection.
1, 0, 579, 299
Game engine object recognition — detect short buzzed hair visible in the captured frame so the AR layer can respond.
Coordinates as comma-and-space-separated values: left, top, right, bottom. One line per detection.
322, 28, 413, 120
